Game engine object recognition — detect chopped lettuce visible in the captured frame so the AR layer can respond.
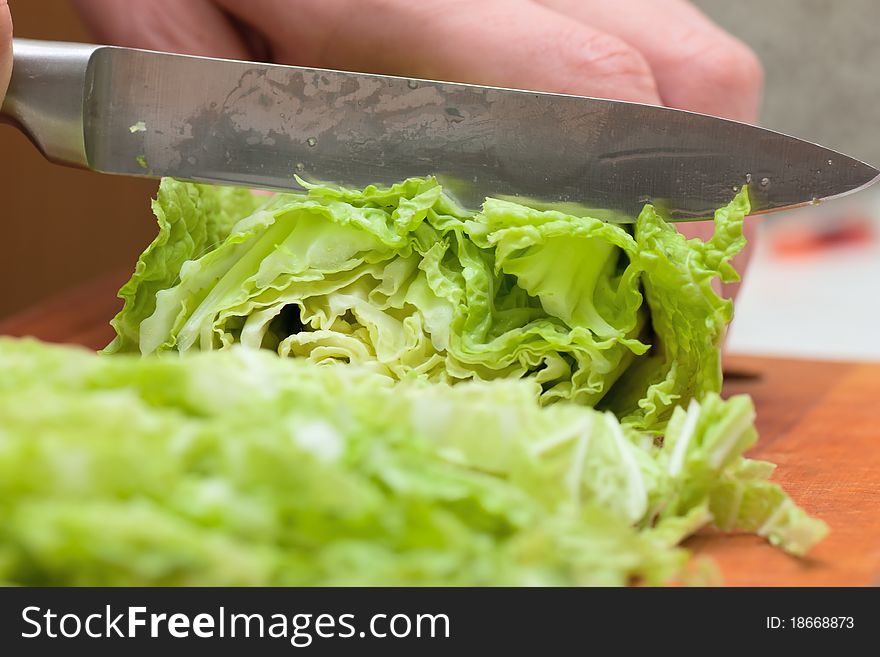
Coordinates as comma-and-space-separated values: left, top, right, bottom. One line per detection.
0, 339, 825, 586
107, 178, 748, 431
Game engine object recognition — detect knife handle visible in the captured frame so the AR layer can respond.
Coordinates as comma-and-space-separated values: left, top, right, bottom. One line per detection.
0, 39, 99, 168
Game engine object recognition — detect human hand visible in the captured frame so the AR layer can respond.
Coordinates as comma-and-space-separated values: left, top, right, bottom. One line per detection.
71, 0, 762, 120
0, 1, 12, 106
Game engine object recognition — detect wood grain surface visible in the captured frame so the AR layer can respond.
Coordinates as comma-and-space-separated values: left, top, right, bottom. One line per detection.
1, 272, 878, 586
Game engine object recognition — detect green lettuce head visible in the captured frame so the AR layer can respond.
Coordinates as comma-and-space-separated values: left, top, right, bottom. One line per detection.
107, 178, 748, 431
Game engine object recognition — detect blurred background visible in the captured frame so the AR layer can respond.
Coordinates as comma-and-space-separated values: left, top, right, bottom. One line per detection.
1, 0, 877, 360
693, 0, 880, 361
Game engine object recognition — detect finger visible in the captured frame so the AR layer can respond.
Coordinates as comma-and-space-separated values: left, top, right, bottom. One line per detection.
70, 0, 252, 59
214, 0, 662, 103
535, 0, 763, 122
0, 0, 12, 104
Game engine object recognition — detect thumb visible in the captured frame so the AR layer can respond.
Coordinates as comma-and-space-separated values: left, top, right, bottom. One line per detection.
0, 0, 11, 105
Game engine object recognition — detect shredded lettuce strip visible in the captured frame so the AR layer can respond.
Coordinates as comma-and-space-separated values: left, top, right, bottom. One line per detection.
106, 178, 748, 431
0, 339, 826, 586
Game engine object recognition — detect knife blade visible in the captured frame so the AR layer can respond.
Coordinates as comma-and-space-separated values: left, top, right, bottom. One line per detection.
2, 39, 878, 221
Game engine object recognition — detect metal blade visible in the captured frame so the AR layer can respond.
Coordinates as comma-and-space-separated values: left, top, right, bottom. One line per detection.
83, 46, 879, 221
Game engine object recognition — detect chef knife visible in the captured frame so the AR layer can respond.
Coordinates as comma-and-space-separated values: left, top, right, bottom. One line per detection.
1, 39, 877, 221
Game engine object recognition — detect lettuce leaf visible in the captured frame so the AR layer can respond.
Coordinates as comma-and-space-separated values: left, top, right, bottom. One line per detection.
107, 182, 264, 352
107, 178, 748, 430
0, 339, 825, 586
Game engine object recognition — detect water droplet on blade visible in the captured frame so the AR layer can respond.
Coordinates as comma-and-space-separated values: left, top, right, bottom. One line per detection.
306, 137, 317, 147
745, 173, 753, 184
760, 177, 770, 187
407, 80, 419, 89
295, 162, 305, 173
827, 159, 833, 166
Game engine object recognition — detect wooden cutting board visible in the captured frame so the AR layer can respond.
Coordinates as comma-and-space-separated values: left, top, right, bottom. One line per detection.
2, 271, 878, 586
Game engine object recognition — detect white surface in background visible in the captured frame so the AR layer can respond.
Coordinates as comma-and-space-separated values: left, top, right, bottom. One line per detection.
727, 194, 880, 361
